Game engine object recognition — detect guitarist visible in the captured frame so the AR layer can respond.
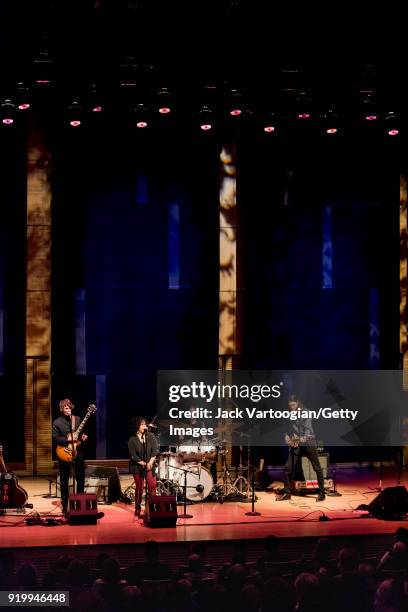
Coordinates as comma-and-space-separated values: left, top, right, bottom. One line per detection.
52, 398, 88, 516
276, 395, 325, 503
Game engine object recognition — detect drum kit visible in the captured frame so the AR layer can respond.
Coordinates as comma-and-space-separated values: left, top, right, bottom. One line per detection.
156, 444, 221, 502
128, 419, 253, 504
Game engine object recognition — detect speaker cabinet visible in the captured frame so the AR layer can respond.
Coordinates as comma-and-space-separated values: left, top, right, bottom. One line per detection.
367, 486, 408, 519
301, 453, 329, 480
145, 495, 177, 527
85, 465, 122, 503
68, 493, 98, 525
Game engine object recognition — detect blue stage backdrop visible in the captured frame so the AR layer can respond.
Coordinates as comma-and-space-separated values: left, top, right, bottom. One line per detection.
0, 128, 26, 462
51, 125, 219, 458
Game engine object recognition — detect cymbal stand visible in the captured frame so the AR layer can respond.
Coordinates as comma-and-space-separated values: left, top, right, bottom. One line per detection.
233, 445, 251, 501
219, 448, 239, 499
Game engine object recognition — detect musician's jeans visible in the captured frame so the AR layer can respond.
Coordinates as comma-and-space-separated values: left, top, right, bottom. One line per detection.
283, 446, 325, 494
133, 471, 157, 510
59, 457, 85, 509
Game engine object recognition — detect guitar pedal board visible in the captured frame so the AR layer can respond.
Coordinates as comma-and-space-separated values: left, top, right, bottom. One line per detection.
292, 478, 333, 492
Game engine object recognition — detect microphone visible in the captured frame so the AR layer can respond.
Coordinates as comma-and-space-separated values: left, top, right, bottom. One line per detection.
147, 423, 157, 429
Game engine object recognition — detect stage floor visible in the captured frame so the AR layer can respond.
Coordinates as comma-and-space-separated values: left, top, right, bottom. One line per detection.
1, 466, 407, 549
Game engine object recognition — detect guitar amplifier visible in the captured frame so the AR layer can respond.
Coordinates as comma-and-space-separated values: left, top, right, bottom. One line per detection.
301, 453, 329, 480
145, 495, 177, 527
68, 493, 98, 525
57, 475, 113, 502
85, 465, 122, 503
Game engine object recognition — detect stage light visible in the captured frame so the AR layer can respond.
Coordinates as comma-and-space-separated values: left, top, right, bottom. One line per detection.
32, 49, 54, 87
262, 111, 277, 133
227, 89, 244, 117
156, 88, 173, 114
1, 99, 16, 125
87, 81, 103, 114
385, 112, 399, 136
198, 105, 214, 131
359, 89, 379, 122
134, 103, 149, 128
321, 110, 339, 135
16, 82, 30, 110
297, 112, 311, 120
67, 101, 82, 127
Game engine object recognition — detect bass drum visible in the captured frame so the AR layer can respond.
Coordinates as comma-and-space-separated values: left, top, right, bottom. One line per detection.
183, 466, 214, 502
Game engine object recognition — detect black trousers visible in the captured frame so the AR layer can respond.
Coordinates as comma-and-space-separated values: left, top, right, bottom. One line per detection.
283, 445, 325, 494
58, 457, 85, 508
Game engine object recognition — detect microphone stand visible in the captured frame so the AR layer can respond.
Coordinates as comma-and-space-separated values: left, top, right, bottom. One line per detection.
174, 466, 193, 519
245, 435, 260, 516
245, 462, 260, 517
141, 433, 149, 522
69, 415, 76, 496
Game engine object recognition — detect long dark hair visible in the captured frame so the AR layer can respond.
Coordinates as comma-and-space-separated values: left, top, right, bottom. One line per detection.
131, 416, 148, 434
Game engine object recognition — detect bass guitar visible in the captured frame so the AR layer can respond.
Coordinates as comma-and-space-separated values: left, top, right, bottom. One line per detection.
56, 404, 97, 462
0, 445, 28, 508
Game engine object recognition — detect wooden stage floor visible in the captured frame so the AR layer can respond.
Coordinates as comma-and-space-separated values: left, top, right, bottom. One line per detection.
1, 466, 407, 550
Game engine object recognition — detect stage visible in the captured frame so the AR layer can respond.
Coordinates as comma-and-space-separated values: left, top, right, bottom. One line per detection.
1, 466, 407, 550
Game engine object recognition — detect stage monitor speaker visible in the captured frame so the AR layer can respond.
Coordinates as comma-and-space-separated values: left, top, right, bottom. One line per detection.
367, 486, 408, 519
301, 453, 329, 480
68, 493, 98, 525
145, 495, 177, 528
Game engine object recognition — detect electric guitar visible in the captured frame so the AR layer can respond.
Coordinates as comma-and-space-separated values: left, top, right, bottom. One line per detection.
56, 404, 97, 462
0, 445, 28, 508
285, 434, 313, 448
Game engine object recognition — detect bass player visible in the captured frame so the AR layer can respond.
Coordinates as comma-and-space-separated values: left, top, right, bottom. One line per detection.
52, 398, 88, 516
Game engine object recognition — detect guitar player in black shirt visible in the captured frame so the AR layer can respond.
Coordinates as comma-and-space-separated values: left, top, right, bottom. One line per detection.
276, 395, 325, 503
52, 398, 88, 516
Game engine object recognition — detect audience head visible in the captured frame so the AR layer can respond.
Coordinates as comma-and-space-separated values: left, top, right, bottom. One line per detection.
144, 540, 159, 562
16, 563, 37, 588
101, 558, 121, 583
338, 547, 360, 573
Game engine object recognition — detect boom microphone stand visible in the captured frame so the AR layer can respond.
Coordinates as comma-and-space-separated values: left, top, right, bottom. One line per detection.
141, 433, 149, 521
245, 461, 260, 517
69, 415, 76, 496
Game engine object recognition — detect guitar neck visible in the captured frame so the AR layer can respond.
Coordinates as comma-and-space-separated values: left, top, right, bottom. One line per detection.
75, 406, 96, 436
